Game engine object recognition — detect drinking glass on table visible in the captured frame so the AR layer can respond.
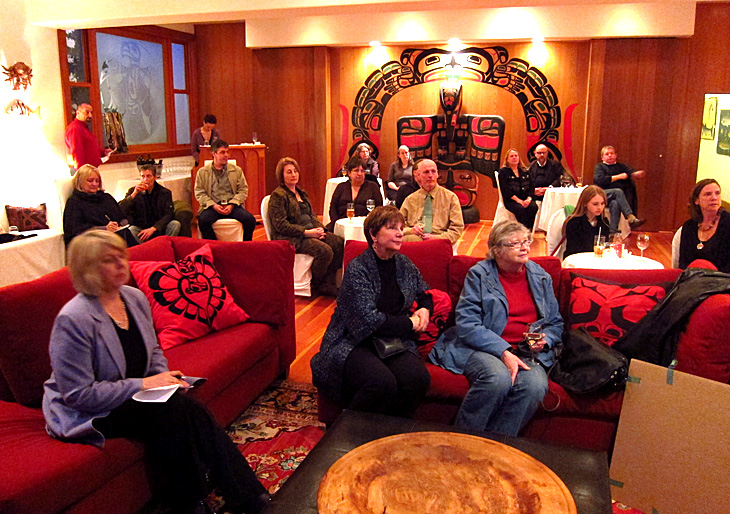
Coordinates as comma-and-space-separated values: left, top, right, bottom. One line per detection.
522, 322, 545, 365
593, 235, 606, 257
346, 202, 355, 222
637, 233, 650, 258
366, 198, 375, 212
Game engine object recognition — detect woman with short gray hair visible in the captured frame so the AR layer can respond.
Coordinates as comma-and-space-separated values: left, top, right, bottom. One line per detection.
429, 220, 563, 436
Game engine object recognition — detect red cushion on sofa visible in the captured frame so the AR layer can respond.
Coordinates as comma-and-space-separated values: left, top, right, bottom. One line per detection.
127, 235, 175, 262
168, 238, 294, 328
0, 401, 144, 514
344, 239, 453, 292
0, 268, 76, 407
675, 293, 730, 383
568, 274, 671, 346
416, 289, 452, 358
129, 244, 249, 350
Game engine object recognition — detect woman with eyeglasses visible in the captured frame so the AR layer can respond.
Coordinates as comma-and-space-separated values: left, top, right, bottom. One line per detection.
327, 158, 383, 230
429, 220, 563, 436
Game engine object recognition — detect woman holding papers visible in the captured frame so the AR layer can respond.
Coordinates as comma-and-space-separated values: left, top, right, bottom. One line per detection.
42, 230, 270, 514
62, 164, 137, 247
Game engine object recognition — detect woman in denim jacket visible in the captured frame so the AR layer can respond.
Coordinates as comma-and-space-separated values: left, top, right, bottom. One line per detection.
429, 220, 563, 436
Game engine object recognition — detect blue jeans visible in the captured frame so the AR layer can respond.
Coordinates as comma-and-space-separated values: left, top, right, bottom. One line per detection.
455, 350, 548, 436
129, 220, 181, 244
605, 188, 633, 232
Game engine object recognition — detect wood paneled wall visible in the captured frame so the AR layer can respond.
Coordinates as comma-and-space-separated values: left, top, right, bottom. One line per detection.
195, 3, 730, 230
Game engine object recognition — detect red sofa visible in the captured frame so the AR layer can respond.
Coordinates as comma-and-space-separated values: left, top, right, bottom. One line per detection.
319, 238, 730, 453
0, 236, 296, 514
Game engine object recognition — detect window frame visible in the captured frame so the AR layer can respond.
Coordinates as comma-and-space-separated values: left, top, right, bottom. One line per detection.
58, 25, 198, 162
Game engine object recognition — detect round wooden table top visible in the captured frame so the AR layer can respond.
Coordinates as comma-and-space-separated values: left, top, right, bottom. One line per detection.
317, 431, 577, 514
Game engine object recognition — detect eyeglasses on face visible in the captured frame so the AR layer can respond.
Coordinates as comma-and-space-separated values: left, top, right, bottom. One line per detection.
502, 239, 533, 248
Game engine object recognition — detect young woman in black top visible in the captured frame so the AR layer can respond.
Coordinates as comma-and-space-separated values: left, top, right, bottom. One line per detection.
563, 185, 611, 258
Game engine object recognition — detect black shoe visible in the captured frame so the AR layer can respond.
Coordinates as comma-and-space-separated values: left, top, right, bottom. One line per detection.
629, 217, 646, 229
225, 492, 272, 514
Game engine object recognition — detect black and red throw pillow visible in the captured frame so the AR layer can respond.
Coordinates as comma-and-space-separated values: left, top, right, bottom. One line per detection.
568, 274, 671, 346
412, 289, 452, 358
130, 244, 249, 349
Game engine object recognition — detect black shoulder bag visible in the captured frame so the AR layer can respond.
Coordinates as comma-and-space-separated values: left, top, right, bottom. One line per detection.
549, 327, 628, 395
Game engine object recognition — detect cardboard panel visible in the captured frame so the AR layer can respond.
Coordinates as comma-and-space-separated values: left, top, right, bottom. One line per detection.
610, 360, 730, 513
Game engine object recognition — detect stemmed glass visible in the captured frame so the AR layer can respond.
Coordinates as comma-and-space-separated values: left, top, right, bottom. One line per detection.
366, 199, 375, 212
522, 322, 545, 365
637, 233, 650, 258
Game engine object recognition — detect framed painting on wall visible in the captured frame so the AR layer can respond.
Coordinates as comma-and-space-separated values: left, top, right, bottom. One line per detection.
717, 110, 730, 156
701, 96, 717, 140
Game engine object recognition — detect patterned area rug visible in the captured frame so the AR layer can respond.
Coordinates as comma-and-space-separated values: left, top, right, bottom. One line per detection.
227, 380, 326, 494
142, 380, 642, 514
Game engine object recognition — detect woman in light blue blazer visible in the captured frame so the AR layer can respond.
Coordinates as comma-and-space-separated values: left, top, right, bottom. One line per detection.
429, 221, 563, 436
42, 230, 270, 514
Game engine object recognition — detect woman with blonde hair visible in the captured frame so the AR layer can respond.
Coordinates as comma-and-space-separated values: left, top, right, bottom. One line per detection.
563, 185, 610, 258
43, 230, 270, 514
63, 164, 136, 246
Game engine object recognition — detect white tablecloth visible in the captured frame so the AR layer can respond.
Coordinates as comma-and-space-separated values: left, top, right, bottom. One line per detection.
334, 216, 367, 242
536, 186, 585, 231
562, 252, 664, 270
115, 173, 192, 204
0, 229, 65, 287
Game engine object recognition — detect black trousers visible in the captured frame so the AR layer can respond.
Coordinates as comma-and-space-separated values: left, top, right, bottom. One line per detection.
505, 199, 538, 229
94, 392, 265, 511
341, 344, 430, 418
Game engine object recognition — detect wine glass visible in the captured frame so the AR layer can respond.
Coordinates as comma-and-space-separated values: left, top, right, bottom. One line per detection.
366, 199, 375, 212
522, 322, 545, 364
252, 132, 259, 144
346, 202, 355, 222
637, 233, 650, 258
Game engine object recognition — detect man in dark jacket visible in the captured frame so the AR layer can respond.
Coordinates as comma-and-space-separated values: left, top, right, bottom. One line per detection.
119, 165, 180, 243
593, 145, 646, 230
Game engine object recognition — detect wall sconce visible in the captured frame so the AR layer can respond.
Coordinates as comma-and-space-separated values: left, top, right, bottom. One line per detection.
527, 37, 548, 68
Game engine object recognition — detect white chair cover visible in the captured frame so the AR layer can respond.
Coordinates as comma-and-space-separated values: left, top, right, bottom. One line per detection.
546, 209, 567, 260
671, 226, 682, 269
492, 170, 517, 226
196, 219, 243, 241
261, 195, 315, 297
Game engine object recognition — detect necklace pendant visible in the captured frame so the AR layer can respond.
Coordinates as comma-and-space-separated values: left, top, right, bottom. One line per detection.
697, 242, 704, 250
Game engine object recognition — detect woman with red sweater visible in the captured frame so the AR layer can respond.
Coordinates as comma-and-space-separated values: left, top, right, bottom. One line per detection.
429, 221, 564, 436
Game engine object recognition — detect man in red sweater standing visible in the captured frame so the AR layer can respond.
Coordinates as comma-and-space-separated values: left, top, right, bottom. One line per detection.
65, 103, 114, 174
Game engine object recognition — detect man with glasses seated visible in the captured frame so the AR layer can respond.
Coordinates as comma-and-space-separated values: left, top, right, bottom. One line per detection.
528, 144, 572, 198
400, 159, 464, 243
429, 220, 563, 436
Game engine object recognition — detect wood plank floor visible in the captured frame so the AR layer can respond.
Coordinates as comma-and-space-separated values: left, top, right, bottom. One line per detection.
253, 222, 675, 383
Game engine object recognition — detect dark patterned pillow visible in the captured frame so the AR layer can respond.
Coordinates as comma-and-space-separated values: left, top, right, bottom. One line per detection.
568, 274, 672, 346
412, 289, 452, 358
129, 244, 249, 349
5, 204, 49, 231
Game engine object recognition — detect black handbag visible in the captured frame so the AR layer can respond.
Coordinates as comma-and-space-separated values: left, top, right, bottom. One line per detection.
549, 328, 628, 394
372, 336, 407, 360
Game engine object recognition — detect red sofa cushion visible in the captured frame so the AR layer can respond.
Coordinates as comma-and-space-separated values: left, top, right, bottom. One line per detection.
675, 293, 730, 382
130, 244, 250, 350
164, 322, 278, 405
0, 401, 144, 514
343, 238, 453, 292
0, 268, 76, 407
127, 235, 175, 262
169, 238, 294, 328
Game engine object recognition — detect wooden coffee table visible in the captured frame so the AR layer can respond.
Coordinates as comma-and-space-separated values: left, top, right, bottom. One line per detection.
262, 410, 611, 514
